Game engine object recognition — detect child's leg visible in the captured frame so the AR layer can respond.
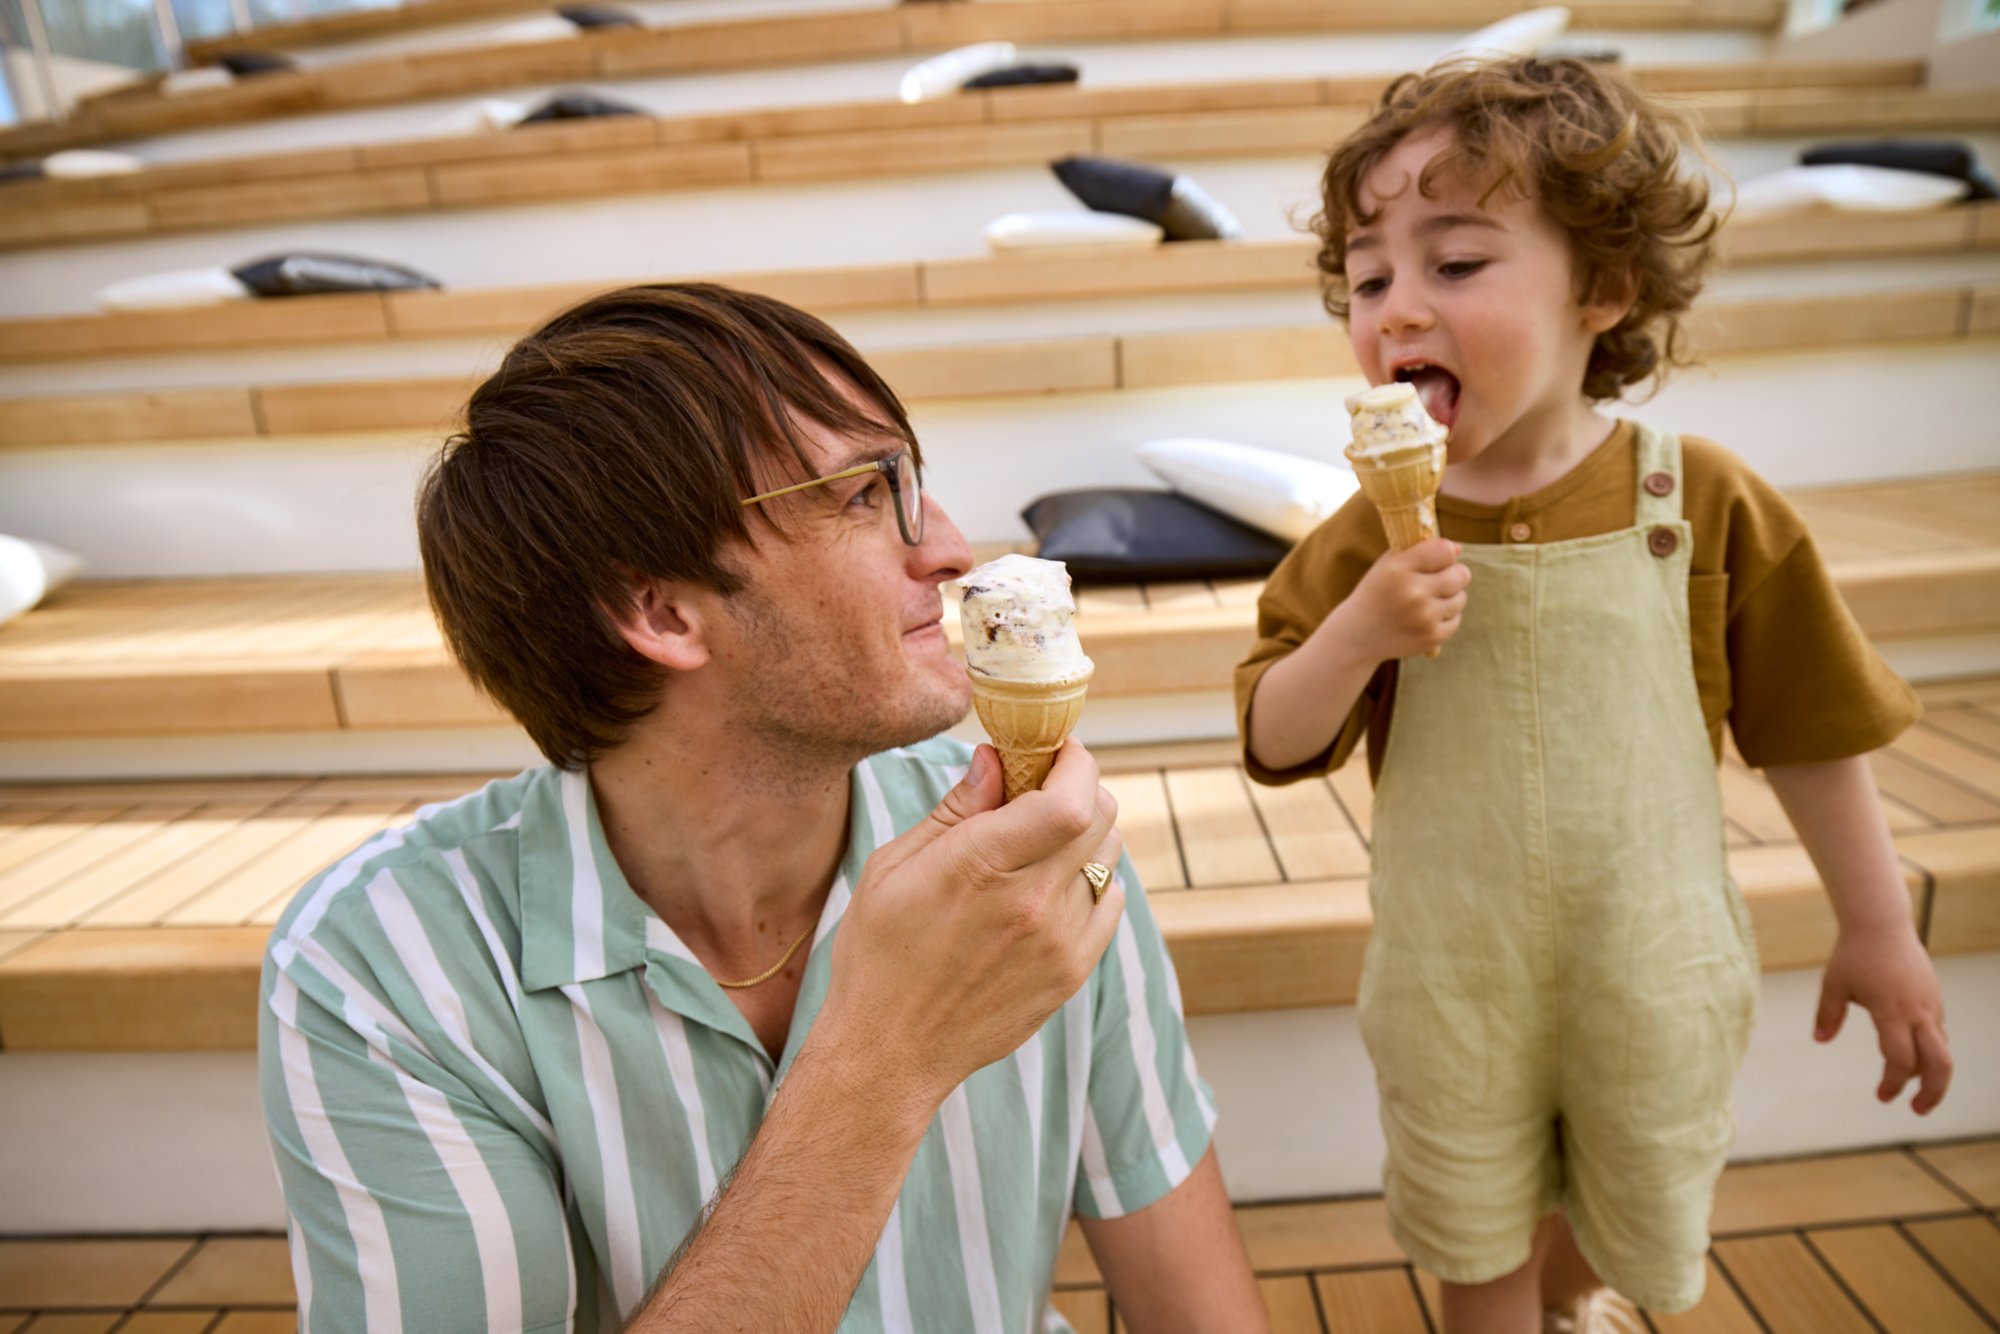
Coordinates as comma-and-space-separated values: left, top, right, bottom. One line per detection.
1538, 1212, 1605, 1312
1439, 1216, 1563, 1334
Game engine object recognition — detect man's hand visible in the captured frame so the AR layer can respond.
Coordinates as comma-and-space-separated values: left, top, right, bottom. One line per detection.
1331, 538, 1469, 663
816, 738, 1126, 1115
1816, 924, 1953, 1114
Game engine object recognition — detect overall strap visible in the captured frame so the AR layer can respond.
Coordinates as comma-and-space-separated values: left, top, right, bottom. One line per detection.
1633, 422, 1685, 525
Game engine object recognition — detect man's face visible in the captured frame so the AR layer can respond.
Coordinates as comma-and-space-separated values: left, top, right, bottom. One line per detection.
705, 386, 974, 761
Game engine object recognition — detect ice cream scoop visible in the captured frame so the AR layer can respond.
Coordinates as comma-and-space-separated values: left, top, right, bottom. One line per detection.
1345, 382, 1449, 458
959, 554, 1095, 800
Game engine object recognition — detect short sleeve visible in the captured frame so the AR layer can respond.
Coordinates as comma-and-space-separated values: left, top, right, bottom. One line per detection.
1725, 529, 1921, 766
1071, 853, 1216, 1219
1235, 496, 1389, 785
261, 874, 580, 1334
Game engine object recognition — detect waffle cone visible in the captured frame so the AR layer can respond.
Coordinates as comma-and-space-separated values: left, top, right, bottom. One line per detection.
1345, 439, 1446, 551
969, 669, 1094, 801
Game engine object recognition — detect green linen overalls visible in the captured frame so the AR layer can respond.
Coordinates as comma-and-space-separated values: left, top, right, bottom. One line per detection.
1358, 424, 1758, 1313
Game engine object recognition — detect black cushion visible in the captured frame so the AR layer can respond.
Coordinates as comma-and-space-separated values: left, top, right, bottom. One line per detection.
0, 160, 46, 183
1800, 139, 1997, 201
1022, 489, 1291, 582
557, 3, 640, 27
1050, 155, 1241, 241
216, 50, 294, 77
962, 63, 1080, 90
231, 253, 442, 297
518, 91, 647, 124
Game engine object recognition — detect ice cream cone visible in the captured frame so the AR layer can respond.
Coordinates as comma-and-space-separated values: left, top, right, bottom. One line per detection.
1344, 438, 1447, 551
969, 668, 1094, 801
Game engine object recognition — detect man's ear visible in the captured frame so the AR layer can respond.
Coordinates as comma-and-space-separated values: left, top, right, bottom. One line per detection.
604, 568, 714, 673
1582, 266, 1639, 335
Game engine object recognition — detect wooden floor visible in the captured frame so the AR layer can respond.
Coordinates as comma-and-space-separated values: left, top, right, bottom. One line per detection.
1, 1139, 1994, 1332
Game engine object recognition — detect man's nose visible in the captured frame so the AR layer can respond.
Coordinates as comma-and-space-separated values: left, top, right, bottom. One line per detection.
912, 492, 973, 584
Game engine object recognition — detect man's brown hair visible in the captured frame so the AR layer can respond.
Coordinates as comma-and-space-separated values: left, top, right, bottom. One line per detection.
1314, 56, 1719, 401
417, 282, 920, 769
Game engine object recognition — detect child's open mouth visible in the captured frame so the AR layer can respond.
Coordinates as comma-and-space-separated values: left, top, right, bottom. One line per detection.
1394, 363, 1461, 430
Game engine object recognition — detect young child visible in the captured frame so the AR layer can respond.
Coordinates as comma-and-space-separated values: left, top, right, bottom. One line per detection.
1235, 58, 1955, 1332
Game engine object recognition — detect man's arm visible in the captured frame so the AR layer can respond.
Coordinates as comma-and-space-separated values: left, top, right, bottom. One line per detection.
1765, 752, 1953, 1113
626, 741, 1127, 1330
1080, 1146, 1267, 1333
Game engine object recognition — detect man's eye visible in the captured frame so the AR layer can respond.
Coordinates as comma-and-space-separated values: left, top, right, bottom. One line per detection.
1350, 276, 1388, 298
848, 479, 883, 509
1440, 260, 1487, 279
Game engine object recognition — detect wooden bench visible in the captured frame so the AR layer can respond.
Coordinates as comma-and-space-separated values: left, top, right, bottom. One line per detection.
7, 72, 1989, 249
1, 1139, 1995, 1329
2, 194, 1987, 367
0, 0, 1790, 158
4, 280, 1996, 446
0, 674, 1996, 1051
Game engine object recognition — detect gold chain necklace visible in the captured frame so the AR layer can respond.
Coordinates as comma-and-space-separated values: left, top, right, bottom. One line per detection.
715, 922, 816, 990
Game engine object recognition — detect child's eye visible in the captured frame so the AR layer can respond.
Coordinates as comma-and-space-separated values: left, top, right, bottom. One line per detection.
1350, 276, 1388, 298
1440, 259, 1487, 279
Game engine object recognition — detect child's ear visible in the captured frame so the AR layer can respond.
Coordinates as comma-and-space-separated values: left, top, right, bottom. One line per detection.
1581, 266, 1639, 335
603, 565, 714, 673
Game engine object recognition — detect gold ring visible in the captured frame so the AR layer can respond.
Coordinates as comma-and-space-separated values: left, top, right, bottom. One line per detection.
1080, 861, 1112, 904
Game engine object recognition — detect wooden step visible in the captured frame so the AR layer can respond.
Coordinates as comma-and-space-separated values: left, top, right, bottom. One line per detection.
2, 1139, 1995, 1327
0, 675, 1995, 1052
4, 281, 1995, 445
6, 75, 1985, 250
0, 0, 1787, 158
1, 200, 1986, 365
0, 473, 1992, 740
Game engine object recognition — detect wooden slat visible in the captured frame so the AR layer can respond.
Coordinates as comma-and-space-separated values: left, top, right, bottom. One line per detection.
1121, 325, 1354, 390
430, 140, 752, 208
1154, 880, 1371, 1012
357, 111, 658, 172
1236, 1196, 1403, 1270
1099, 771, 1186, 891
1903, 1216, 2000, 1322
163, 799, 414, 925
1870, 750, 2000, 825
0, 386, 256, 447
1244, 776, 1370, 881
148, 168, 430, 232
1649, 1257, 1763, 1333
1807, 1224, 1991, 1333
1262, 1275, 1326, 1334
753, 119, 1093, 184
0, 1238, 196, 1307
1161, 767, 1281, 887
1752, 86, 2000, 133
0, 658, 344, 738
1973, 284, 2000, 336
1313, 1268, 1426, 1332
1896, 827, 2000, 956
1695, 287, 1966, 356
1712, 1233, 1877, 1333
1915, 1141, 2000, 1208
0, 925, 269, 1050
1048, 1288, 1110, 1334
0, 799, 281, 930
148, 1236, 293, 1306
0, 802, 202, 919
1712, 1150, 1967, 1233
254, 375, 470, 436
78, 802, 351, 928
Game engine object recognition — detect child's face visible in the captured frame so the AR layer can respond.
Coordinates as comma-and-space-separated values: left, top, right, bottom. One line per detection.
1344, 127, 1629, 464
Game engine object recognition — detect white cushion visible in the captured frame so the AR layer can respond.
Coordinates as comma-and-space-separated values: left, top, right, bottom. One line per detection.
1435, 6, 1571, 64
423, 97, 530, 137
0, 536, 84, 627
900, 42, 1017, 104
95, 267, 255, 312
984, 211, 1164, 251
1732, 164, 1968, 217
492, 15, 582, 44
1139, 438, 1359, 543
44, 149, 145, 178
162, 66, 235, 95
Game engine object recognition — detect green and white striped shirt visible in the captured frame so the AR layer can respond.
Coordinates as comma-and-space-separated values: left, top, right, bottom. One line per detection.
260, 737, 1215, 1333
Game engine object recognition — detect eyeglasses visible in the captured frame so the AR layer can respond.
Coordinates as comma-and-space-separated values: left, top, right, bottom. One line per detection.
738, 447, 925, 547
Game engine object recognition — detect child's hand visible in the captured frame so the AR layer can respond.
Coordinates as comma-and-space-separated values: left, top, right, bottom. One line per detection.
1332, 538, 1470, 663
1815, 925, 1953, 1114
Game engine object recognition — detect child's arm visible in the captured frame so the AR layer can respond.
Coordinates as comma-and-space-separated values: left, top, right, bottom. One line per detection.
1247, 539, 1468, 772
1765, 754, 1953, 1114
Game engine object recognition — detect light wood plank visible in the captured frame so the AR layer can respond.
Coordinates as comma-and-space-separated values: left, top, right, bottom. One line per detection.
1648, 1256, 1763, 1333
119, 1312, 230, 1333
79, 801, 355, 927
1870, 750, 2000, 825
1712, 1150, 1967, 1234
149, 168, 430, 231
205, 1311, 299, 1333
1895, 724, 2000, 801
150, 1236, 294, 1306
430, 140, 752, 207
1142, 581, 1220, 612
1244, 776, 1370, 881
1155, 881, 1371, 1013
1098, 103, 1369, 159
1752, 86, 2000, 134
1924, 705, 2000, 757
0, 387, 256, 447
1048, 1288, 1110, 1334
754, 120, 1092, 184
1717, 761, 1794, 842
1121, 325, 1354, 390
0, 197, 149, 247
333, 649, 507, 729
0, 799, 280, 930
0, 924, 270, 1050
357, 112, 657, 172
1695, 287, 1965, 356
1901, 826, 2000, 956
1312, 1267, 1425, 1332
1713, 1233, 1875, 1334
1915, 1141, 2000, 1208
1162, 767, 1281, 888
1328, 759, 1373, 843
1261, 1274, 1325, 1334
0, 805, 124, 879
0, 658, 345, 738
1236, 1196, 1403, 1270
255, 375, 470, 436
163, 800, 415, 925
0, 294, 392, 362
1807, 1223, 1990, 1333
0, 1238, 194, 1306
1904, 1215, 2000, 1322
872, 337, 1120, 400
1099, 770, 1187, 891
0, 802, 202, 919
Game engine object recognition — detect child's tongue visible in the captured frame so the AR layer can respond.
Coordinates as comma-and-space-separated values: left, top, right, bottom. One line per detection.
1410, 367, 1461, 430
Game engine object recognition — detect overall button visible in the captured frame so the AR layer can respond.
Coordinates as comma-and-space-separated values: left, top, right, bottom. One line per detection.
1648, 527, 1680, 557
1644, 471, 1676, 497
1507, 522, 1532, 543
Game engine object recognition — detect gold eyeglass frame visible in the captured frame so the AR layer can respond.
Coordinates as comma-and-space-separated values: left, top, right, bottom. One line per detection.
737, 448, 924, 546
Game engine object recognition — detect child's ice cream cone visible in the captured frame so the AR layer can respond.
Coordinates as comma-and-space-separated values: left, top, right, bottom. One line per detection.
959, 554, 1095, 801
1345, 383, 1450, 656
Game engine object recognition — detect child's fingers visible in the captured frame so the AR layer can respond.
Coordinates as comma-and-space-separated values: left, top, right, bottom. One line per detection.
1876, 1020, 1918, 1103
1911, 1021, 1954, 1115
1400, 538, 1462, 574
1812, 978, 1848, 1042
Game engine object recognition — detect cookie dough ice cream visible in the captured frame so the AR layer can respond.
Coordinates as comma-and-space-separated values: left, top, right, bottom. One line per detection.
959, 554, 1095, 799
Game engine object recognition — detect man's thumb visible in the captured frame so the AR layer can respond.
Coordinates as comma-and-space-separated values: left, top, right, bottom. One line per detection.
900, 746, 1003, 855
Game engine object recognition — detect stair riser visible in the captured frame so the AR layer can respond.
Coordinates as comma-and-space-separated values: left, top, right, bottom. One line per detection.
1, 341, 1993, 579
2, 952, 1991, 1232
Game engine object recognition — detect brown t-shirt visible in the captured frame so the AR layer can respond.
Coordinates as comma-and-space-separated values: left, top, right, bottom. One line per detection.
1234, 420, 1921, 786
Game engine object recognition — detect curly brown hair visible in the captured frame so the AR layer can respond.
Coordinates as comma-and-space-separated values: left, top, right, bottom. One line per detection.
1313, 57, 1719, 401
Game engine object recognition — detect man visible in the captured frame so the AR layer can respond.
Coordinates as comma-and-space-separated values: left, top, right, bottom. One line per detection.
259, 283, 1266, 1332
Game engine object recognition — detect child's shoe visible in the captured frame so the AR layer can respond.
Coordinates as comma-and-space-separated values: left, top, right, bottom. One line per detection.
1542, 1289, 1642, 1334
